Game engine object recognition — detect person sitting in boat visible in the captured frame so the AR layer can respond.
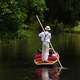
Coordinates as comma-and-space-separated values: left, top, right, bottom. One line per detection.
38, 26, 51, 62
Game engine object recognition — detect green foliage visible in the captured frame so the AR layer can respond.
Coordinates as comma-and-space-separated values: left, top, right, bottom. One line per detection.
32, 0, 46, 13
25, 0, 46, 23
0, 0, 27, 32
0, 0, 47, 39
46, 0, 80, 26
1, 0, 80, 34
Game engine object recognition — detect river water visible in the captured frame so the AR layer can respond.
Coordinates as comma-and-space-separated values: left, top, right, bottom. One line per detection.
0, 33, 80, 80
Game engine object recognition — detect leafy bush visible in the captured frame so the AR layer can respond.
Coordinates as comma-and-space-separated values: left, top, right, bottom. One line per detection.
0, 0, 27, 32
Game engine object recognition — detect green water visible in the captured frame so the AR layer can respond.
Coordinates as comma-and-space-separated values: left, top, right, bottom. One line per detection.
0, 33, 80, 80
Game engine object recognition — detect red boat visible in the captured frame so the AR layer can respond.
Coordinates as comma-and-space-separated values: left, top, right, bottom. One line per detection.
34, 49, 60, 65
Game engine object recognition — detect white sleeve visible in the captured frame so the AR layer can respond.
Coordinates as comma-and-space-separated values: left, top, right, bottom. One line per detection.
38, 33, 41, 37
38, 32, 43, 37
50, 33, 51, 39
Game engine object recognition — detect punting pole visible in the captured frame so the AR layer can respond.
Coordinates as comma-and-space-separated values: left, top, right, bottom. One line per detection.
36, 15, 63, 68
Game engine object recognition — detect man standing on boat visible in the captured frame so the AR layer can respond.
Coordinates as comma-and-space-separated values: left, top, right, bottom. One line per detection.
38, 26, 51, 62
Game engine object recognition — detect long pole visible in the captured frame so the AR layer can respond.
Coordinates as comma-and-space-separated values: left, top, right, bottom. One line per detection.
36, 15, 63, 68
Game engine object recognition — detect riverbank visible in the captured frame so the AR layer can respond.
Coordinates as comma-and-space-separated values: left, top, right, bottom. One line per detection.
0, 23, 41, 62
64, 24, 80, 33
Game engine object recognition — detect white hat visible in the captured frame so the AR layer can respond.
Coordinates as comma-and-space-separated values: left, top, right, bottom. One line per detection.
45, 26, 51, 30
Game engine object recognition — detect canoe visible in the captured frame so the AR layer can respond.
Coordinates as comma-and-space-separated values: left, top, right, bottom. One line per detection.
34, 49, 60, 65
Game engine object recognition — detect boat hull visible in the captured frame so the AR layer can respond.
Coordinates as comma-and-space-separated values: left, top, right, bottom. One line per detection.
34, 49, 59, 65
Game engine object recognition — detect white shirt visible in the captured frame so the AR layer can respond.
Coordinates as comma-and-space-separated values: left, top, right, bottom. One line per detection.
39, 31, 51, 42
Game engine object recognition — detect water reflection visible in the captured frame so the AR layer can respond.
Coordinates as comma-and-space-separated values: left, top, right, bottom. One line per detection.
0, 33, 80, 80
34, 67, 61, 80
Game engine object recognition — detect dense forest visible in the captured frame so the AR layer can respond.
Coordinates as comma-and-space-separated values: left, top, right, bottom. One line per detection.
46, 0, 80, 25
0, 0, 80, 34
